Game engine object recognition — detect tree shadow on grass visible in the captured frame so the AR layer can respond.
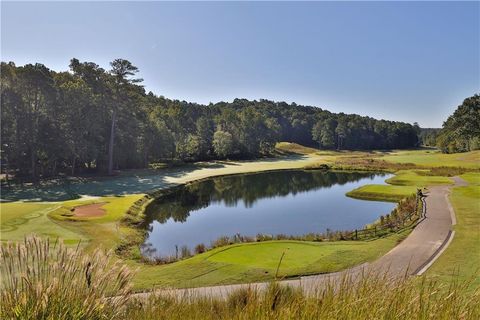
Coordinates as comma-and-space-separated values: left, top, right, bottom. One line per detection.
0, 155, 309, 202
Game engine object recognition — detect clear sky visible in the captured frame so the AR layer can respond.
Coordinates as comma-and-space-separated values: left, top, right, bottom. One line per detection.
1, 1, 479, 127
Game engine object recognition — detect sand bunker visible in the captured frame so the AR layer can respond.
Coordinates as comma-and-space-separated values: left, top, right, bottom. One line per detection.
73, 202, 107, 218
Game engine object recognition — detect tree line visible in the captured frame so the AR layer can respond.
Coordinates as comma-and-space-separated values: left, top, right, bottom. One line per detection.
436, 94, 480, 153
1, 59, 420, 179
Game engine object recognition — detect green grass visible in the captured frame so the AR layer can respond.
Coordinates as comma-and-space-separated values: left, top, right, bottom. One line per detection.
3, 236, 478, 320
2, 147, 479, 292
460, 172, 480, 185
131, 232, 409, 290
46, 195, 145, 251
385, 170, 453, 186
0, 195, 144, 251
0, 202, 84, 243
49, 194, 145, 223
381, 149, 480, 168
426, 183, 480, 287
346, 184, 417, 202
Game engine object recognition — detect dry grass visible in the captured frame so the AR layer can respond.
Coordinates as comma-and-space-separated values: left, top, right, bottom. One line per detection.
0, 236, 133, 319
1, 237, 478, 319
127, 272, 479, 320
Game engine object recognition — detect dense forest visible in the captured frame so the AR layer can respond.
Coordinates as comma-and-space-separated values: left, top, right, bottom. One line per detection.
436, 95, 480, 153
418, 128, 441, 147
1, 59, 420, 179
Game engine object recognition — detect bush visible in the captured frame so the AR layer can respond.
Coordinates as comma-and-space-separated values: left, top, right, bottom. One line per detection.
194, 243, 206, 254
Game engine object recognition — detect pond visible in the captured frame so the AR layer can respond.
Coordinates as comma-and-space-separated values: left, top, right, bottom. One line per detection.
141, 170, 395, 258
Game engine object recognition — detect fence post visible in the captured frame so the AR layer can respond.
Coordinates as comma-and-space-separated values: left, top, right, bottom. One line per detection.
374, 226, 376, 237
355, 229, 358, 240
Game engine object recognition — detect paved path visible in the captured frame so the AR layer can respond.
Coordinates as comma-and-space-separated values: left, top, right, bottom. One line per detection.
134, 177, 465, 299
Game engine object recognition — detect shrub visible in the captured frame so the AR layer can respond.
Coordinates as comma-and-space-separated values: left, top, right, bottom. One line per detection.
194, 243, 206, 254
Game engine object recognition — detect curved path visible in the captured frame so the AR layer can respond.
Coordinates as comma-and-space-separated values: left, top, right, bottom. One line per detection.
134, 177, 465, 299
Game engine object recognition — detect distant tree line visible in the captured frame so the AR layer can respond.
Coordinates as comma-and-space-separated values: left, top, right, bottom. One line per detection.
436, 94, 480, 153
1, 59, 419, 179
418, 128, 441, 147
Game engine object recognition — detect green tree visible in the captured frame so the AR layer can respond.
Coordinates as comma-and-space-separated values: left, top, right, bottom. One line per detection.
108, 59, 143, 174
213, 130, 234, 158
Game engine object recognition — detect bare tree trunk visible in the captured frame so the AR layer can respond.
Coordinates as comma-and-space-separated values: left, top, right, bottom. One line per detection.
108, 110, 116, 175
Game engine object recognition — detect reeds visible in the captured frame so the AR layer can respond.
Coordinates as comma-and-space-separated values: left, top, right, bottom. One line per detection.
1, 237, 478, 319
125, 272, 479, 319
0, 236, 133, 319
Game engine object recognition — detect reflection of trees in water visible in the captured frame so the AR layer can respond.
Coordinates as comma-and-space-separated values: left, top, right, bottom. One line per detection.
144, 170, 382, 225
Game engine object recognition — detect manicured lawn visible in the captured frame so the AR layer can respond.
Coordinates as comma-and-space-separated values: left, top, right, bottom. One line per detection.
346, 184, 417, 202
0, 202, 84, 243
0, 195, 144, 251
49, 194, 145, 223
460, 172, 480, 185
131, 231, 409, 290
426, 183, 480, 288
381, 150, 480, 168
47, 194, 145, 251
385, 170, 453, 186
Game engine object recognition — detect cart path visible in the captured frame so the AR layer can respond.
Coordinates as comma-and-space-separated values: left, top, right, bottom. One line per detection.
133, 176, 465, 298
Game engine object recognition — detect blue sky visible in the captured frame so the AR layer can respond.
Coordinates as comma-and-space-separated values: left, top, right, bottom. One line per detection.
1, 1, 479, 127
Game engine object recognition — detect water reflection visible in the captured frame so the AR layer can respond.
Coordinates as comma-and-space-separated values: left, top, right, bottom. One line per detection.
142, 170, 394, 257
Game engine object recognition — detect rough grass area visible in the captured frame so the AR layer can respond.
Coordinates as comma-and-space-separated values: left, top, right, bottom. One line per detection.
385, 170, 453, 186
381, 150, 480, 168
131, 232, 409, 290
426, 178, 480, 288
346, 185, 417, 202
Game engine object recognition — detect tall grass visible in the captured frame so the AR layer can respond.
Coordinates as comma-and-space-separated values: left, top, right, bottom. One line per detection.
127, 272, 479, 319
1, 237, 478, 319
0, 236, 133, 319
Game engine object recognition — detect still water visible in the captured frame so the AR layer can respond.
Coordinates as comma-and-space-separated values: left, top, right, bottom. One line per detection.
141, 170, 394, 257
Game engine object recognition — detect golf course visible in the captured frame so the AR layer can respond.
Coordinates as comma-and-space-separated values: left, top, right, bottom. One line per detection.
1, 3, 479, 316
2, 145, 479, 290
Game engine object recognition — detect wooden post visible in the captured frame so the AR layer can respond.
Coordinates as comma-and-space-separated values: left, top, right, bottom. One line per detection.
355, 229, 358, 240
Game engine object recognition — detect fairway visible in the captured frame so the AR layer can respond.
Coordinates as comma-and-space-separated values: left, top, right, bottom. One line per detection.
381, 150, 480, 168
385, 170, 453, 186
0, 202, 84, 243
